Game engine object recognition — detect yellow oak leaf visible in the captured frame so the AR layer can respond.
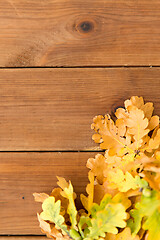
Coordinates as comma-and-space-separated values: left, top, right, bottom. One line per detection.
112, 192, 131, 211
107, 227, 140, 240
104, 151, 129, 170
125, 96, 145, 110
116, 118, 126, 136
144, 163, 160, 173
124, 96, 154, 120
63, 182, 78, 229
116, 96, 154, 122
91, 98, 157, 157
141, 102, 154, 120
92, 114, 130, 155
80, 171, 94, 213
155, 150, 160, 161
103, 180, 119, 197
144, 171, 160, 191
57, 176, 76, 200
93, 183, 105, 204
115, 97, 159, 150
92, 133, 102, 143
105, 169, 140, 192
115, 107, 128, 120
104, 151, 140, 178
57, 176, 69, 189
146, 128, 160, 152
147, 115, 159, 131
125, 106, 149, 144
50, 188, 69, 218
87, 154, 107, 184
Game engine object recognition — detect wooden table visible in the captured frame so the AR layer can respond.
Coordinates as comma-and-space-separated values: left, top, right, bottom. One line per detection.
0, 0, 160, 239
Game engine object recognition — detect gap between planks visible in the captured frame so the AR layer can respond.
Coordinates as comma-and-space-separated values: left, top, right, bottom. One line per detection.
0, 237, 46, 240
0, 66, 157, 69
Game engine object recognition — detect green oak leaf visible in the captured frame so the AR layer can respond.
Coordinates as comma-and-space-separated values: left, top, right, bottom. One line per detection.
40, 196, 68, 235
63, 181, 78, 229
86, 203, 127, 239
128, 189, 160, 240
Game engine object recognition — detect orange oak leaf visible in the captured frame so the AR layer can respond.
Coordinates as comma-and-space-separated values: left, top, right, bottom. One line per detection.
92, 114, 130, 155
37, 214, 70, 240
146, 128, 160, 152
33, 193, 49, 202
57, 176, 76, 200
125, 106, 149, 144
87, 154, 107, 184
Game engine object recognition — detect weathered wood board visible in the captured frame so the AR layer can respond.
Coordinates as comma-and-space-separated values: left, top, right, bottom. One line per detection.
1, 0, 160, 238
0, 0, 160, 67
0, 68, 160, 151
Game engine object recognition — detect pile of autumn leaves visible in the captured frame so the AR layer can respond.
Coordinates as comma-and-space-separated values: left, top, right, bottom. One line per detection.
34, 96, 160, 240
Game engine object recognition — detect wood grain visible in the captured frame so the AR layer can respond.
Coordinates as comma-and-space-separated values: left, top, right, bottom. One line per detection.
0, 68, 160, 150
1, 0, 160, 67
0, 152, 96, 234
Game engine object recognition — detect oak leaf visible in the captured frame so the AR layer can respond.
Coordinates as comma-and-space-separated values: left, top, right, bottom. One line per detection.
37, 213, 70, 240
124, 96, 154, 120
40, 197, 68, 234
146, 128, 160, 152
125, 106, 149, 144
50, 188, 69, 214
33, 193, 49, 202
124, 96, 145, 110
87, 154, 107, 184
88, 203, 127, 238
105, 169, 147, 192
93, 183, 105, 204
80, 171, 94, 213
91, 114, 129, 156
63, 181, 78, 229
107, 227, 140, 240
128, 190, 160, 240
57, 176, 77, 200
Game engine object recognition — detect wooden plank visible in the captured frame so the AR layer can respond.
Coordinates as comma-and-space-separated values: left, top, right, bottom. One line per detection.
0, 152, 95, 234
0, 68, 160, 150
1, 0, 160, 67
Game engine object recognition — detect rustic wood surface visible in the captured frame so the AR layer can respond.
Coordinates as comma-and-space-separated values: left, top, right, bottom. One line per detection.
0, 0, 160, 67
1, 0, 160, 238
0, 152, 96, 234
0, 68, 160, 151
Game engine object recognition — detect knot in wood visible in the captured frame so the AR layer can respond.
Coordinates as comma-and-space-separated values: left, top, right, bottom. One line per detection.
76, 20, 94, 34
80, 21, 93, 33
